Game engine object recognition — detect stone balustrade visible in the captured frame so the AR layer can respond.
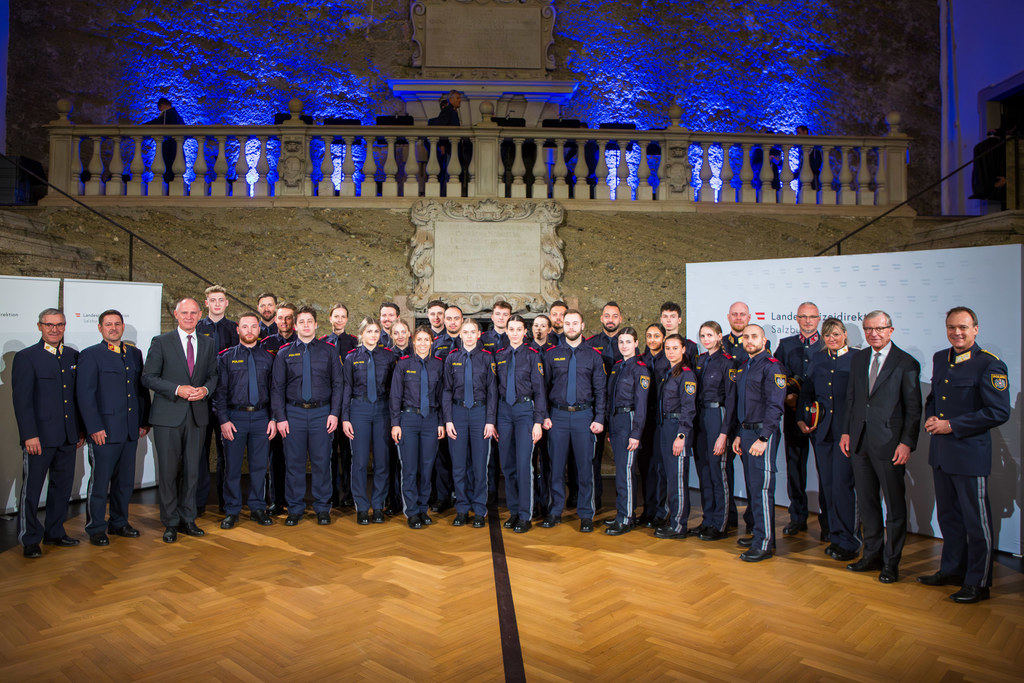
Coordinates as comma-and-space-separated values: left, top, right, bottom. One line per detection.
43, 98, 910, 211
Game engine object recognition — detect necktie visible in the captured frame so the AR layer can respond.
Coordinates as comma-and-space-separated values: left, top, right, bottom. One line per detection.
566, 349, 577, 405
419, 358, 429, 414
367, 350, 377, 402
301, 344, 312, 402
247, 348, 258, 404
464, 353, 474, 405
186, 334, 195, 375
506, 350, 517, 405
738, 363, 748, 423
868, 352, 881, 393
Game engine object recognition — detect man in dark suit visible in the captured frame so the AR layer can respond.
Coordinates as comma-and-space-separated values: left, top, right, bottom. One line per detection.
76, 309, 151, 546
12, 308, 84, 558
841, 310, 922, 584
142, 297, 218, 543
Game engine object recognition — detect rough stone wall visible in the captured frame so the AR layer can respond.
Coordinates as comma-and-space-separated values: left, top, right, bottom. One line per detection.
7, 0, 939, 213
5, 206, 914, 332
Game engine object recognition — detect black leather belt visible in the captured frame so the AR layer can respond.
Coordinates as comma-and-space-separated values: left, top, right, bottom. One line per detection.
740, 422, 764, 430
662, 412, 682, 420
454, 401, 485, 408
553, 402, 593, 412
289, 400, 327, 409
702, 401, 721, 408
504, 397, 534, 406
229, 403, 267, 412
401, 408, 436, 416
613, 406, 635, 415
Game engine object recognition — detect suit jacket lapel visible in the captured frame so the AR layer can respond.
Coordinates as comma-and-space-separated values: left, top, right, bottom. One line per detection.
868, 346, 898, 397
169, 330, 191, 379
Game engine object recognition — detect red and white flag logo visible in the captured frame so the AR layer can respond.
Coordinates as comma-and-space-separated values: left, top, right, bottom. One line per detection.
755, 311, 765, 321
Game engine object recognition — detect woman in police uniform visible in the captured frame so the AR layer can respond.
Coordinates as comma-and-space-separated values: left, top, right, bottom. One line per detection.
389, 320, 412, 357
654, 334, 698, 540
693, 321, 734, 541
797, 317, 858, 561
342, 317, 396, 525
390, 326, 444, 529
603, 327, 651, 536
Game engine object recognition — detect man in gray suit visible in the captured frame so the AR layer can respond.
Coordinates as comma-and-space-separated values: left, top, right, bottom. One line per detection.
142, 297, 218, 543
840, 310, 922, 584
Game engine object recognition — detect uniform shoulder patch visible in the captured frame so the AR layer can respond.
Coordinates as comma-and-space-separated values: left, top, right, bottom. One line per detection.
981, 349, 1001, 360
490, 361, 497, 374
728, 368, 738, 382
640, 376, 650, 390
684, 380, 696, 394
991, 374, 1008, 391
537, 361, 544, 376
774, 373, 786, 388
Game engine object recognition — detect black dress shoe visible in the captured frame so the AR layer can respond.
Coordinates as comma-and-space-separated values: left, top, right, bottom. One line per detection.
162, 527, 177, 543
829, 547, 859, 562
267, 504, 284, 516
284, 513, 302, 526
221, 514, 238, 529
317, 512, 332, 525
90, 533, 110, 546
654, 527, 687, 539
513, 519, 532, 533
407, 514, 423, 529
356, 511, 370, 525
341, 497, 354, 508
824, 543, 838, 556
847, 557, 883, 572
782, 521, 808, 536
917, 571, 965, 587
637, 514, 653, 528
699, 528, 728, 541
604, 522, 632, 536
472, 516, 487, 528
109, 524, 140, 538
43, 535, 80, 546
878, 565, 899, 583
178, 521, 205, 536
23, 543, 42, 558
421, 514, 433, 526
452, 513, 469, 527
383, 506, 398, 517
580, 519, 594, 533
736, 536, 754, 548
819, 527, 831, 542
740, 548, 774, 562
539, 515, 562, 528
503, 517, 517, 529
372, 510, 386, 524
250, 509, 274, 526
950, 585, 990, 603
429, 504, 441, 513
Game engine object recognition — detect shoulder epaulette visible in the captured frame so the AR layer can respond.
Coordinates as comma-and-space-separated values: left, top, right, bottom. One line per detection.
527, 346, 539, 354
591, 347, 603, 355
636, 360, 647, 366
767, 356, 780, 363
480, 348, 493, 355
399, 354, 411, 360
318, 333, 330, 340
613, 358, 624, 365
218, 348, 231, 355
124, 341, 136, 347
346, 348, 358, 355
324, 340, 336, 347
981, 349, 1000, 360
723, 353, 733, 360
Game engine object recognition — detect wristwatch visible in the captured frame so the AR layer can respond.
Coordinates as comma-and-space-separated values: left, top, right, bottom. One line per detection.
757, 436, 768, 443
676, 433, 685, 440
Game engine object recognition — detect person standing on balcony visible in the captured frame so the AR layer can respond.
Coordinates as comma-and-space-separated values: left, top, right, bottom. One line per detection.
143, 97, 184, 185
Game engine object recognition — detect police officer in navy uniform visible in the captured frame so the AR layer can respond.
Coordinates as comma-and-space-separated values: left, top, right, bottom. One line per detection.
547, 301, 568, 346
480, 300, 511, 353
639, 323, 669, 527
426, 299, 447, 339
494, 314, 547, 533
428, 305, 464, 512
603, 327, 650, 536
653, 334, 698, 540
342, 317, 396, 524
797, 317, 859, 561
659, 302, 700, 369
726, 324, 786, 562
256, 292, 279, 341
442, 318, 498, 527
378, 302, 400, 350
389, 326, 445, 529
528, 313, 556, 518
585, 301, 624, 511
214, 312, 277, 529
321, 303, 358, 508
693, 321, 734, 541
920, 307, 1011, 603
271, 306, 343, 526
76, 309, 151, 546
260, 302, 296, 515
530, 314, 557, 353
13, 308, 84, 558
541, 309, 606, 533
774, 301, 825, 538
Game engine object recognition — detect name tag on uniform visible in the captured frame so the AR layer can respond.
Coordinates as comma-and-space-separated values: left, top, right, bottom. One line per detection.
231, 359, 244, 364
553, 356, 566, 361
452, 362, 463, 367
954, 351, 971, 364
406, 369, 417, 374
353, 360, 365, 365
497, 359, 506, 365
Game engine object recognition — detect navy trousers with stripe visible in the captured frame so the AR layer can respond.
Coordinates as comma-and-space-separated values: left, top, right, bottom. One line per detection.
738, 427, 779, 553
933, 468, 994, 588
695, 405, 729, 533
657, 423, 692, 534
609, 411, 639, 525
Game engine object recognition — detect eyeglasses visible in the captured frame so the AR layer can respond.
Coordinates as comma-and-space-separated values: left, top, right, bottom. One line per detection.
863, 326, 892, 333
40, 322, 67, 329
796, 315, 820, 320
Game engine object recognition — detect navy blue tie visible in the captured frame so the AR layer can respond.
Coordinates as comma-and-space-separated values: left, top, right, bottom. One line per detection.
464, 353, 474, 405
247, 348, 258, 404
738, 363, 748, 423
367, 350, 377, 402
301, 344, 312, 402
566, 349, 577, 404
506, 350, 517, 405
419, 358, 429, 414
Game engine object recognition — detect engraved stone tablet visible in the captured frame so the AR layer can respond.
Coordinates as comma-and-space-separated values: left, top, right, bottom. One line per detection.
433, 221, 540, 292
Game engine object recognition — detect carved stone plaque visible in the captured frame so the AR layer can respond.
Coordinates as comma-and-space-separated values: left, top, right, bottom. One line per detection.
408, 199, 565, 315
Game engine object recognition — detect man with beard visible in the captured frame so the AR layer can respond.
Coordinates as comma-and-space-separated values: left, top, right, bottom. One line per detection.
378, 302, 400, 349
426, 299, 447, 339
548, 300, 568, 345
256, 292, 278, 340
584, 301, 624, 509
321, 303, 358, 507
429, 305, 464, 512
260, 302, 297, 514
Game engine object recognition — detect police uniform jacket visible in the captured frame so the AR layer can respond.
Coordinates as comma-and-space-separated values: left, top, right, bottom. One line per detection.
724, 332, 771, 365
543, 342, 607, 424
258, 320, 278, 341
529, 339, 556, 353
725, 351, 786, 440
259, 332, 296, 356
585, 331, 623, 372
481, 329, 509, 354
774, 332, 823, 386
12, 340, 80, 447
213, 343, 276, 419
389, 354, 444, 427
77, 341, 150, 442
270, 338, 344, 421
321, 331, 358, 357
495, 344, 548, 423
694, 350, 734, 406
442, 346, 497, 424
606, 356, 651, 440
925, 343, 1011, 477
197, 316, 239, 353
659, 365, 697, 439
797, 346, 852, 442
431, 333, 461, 361
341, 345, 396, 420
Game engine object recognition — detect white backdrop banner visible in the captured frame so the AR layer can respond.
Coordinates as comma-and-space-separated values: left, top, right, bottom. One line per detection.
686, 245, 1021, 554
0, 276, 61, 515
63, 279, 163, 497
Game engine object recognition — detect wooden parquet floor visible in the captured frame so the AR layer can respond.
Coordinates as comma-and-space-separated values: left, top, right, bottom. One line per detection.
0, 503, 1021, 682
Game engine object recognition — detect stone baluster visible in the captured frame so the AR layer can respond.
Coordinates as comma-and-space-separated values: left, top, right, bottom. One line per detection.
424, 135, 441, 197
191, 138, 208, 198
530, 139, 546, 199
510, 137, 527, 198
594, 140, 611, 200
211, 136, 228, 198
126, 135, 145, 197
552, 139, 569, 199
874, 145, 888, 206
852, 147, 865, 205
883, 112, 907, 204
319, 137, 335, 197
107, 137, 125, 197
252, 136, 270, 197
382, 136, 399, 197
46, 99, 76, 196
169, 135, 186, 196
84, 137, 105, 195
820, 147, 835, 204
616, 141, 632, 201
150, 136, 167, 196
739, 143, 756, 203
758, 142, 774, 203
838, 145, 856, 205
779, 144, 796, 204
719, 144, 735, 204
445, 138, 463, 198
360, 138, 378, 197
636, 142, 653, 201
797, 143, 815, 205
340, 138, 357, 197
698, 143, 713, 202
233, 136, 250, 197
